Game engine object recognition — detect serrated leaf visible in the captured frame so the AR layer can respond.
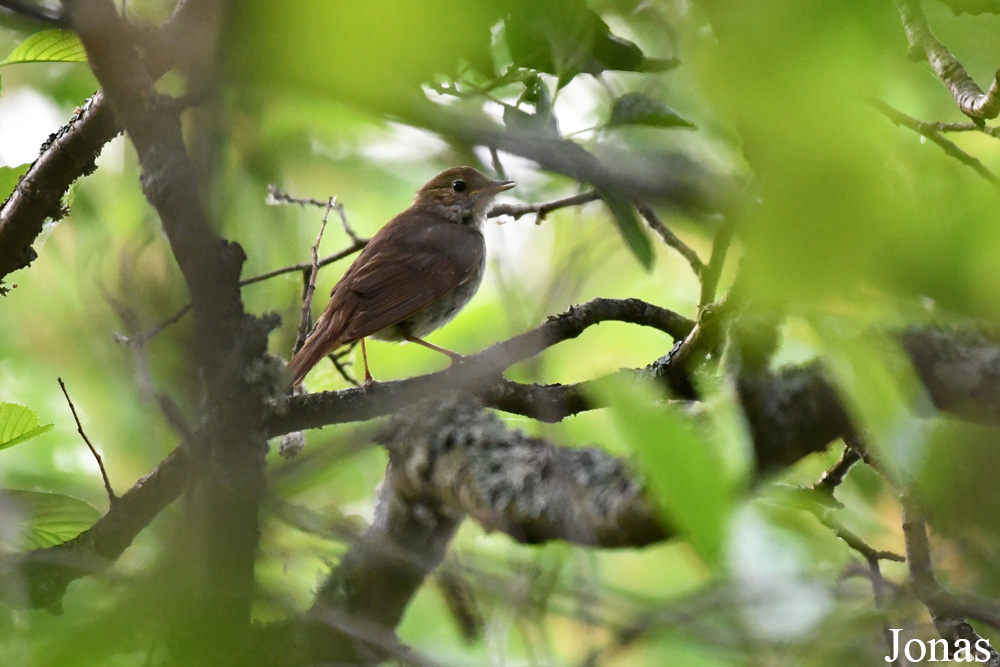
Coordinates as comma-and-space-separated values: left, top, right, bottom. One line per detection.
594, 375, 731, 565
0, 402, 54, 451
2, 490, 99, 549
599, 190, 654, 270
0, 29, 87, 67
608, 92, 695, 130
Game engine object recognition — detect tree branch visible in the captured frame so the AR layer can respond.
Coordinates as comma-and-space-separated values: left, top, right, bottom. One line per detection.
872, 99, 1000, 188
20, 322, 1000, 613
894, 0, 1000, 120
0, 0, 209, 284
65, 0, 272, 653
267, 297, 696, 434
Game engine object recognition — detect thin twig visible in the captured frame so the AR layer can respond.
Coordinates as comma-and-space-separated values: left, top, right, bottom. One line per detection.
872, 99, 1000, 188
329, 343, 361, 387
492, 191, 705, 278
699, 215, 737, 308
921, 121, 1000, 137
634, 200, 704, 277
294, 197, 335, 355
268, 184, 362, 244
490, 191, 602, 224
58, 378, 117, 504
238, 240, 368, 287
816, 444, 862, 493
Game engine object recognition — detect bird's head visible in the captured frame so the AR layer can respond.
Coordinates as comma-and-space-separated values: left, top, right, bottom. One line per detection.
415, 166, 515, 227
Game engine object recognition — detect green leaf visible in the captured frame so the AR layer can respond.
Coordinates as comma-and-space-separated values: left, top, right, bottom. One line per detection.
0, 402, 54, 451
595, 375, 732, 565
0, 164, 30, 203
503, 0, 658, 87
0, 29, 87, 67
2, 490, 99, 549
815, 326, 929, 478
608, 92, 695, 129
599, 190, 654, 270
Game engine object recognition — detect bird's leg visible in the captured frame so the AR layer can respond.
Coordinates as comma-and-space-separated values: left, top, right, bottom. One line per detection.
404, 335, 463, 364
360, 338, 375, 386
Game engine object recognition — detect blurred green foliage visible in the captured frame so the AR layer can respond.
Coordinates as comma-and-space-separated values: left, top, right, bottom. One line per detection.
1, 0, 999, 665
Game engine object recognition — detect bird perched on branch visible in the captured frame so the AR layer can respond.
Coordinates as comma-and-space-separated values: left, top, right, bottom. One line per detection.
286, 166, 516, 387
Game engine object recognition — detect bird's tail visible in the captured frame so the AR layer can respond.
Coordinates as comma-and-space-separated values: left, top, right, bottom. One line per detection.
285, 312, 344, 387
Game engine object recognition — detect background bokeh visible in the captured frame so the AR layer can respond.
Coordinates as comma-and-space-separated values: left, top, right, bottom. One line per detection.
2, 0, 1000, 664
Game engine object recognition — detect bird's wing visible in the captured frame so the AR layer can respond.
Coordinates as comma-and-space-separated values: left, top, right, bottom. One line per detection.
285, 210, 483, 386
338, 212, 484, 340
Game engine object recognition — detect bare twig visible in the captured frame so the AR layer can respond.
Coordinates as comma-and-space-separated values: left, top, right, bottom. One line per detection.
490, 191, 601, 223
894, 0, 1000, 120
58, 378, 117, 505
492, 191, 705, 277
872, 99, 1000, 188
267, 184, 362, 244
330, 343, 361, 388
294, 197, 335, 355
816, 444, 863, 493
917, 121, 1000, 137
699, 215, 738, 308
118, 240, 368, 347
634, 200, 704, 277
901, 496, 1000, 666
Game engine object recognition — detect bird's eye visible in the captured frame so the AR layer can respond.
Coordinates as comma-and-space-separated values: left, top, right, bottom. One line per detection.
451, 180, 467, 193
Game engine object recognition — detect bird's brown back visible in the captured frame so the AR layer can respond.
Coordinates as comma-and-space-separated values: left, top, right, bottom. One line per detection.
285, 206, 485, 385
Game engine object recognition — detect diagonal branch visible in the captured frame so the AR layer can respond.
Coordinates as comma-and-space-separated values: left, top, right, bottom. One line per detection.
894, 0, 1000, 120
873, 99, 1000, 188
266, 297, 696, 434
0, 0, 209, 285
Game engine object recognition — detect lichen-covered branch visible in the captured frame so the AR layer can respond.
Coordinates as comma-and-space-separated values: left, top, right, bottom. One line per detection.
379, 393, 667, 547
19, 322, 1000, 612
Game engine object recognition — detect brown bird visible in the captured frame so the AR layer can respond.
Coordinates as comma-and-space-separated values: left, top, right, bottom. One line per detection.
285, 166, 516, 387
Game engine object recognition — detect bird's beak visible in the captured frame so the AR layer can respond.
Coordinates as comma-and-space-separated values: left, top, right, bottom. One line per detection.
489, 179, 516, 193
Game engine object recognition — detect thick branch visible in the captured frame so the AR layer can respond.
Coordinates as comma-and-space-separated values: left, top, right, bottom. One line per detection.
266, 297, 695, 434
0, 91, 118, 280
378, 393, 667, 547
66, 0, 271, 652
20, 323, 1000, 611
0, 0, 209, 283
894, 0, 1000, 120
17, 447, 190, 612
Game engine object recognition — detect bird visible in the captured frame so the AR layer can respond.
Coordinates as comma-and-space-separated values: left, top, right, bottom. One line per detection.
285, 166, 516, 387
